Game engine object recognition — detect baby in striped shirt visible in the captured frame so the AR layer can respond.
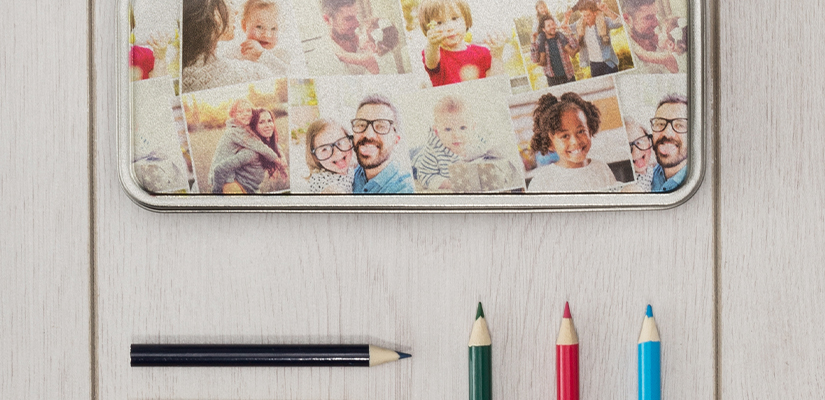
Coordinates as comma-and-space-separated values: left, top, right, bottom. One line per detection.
412, 95, 514, 192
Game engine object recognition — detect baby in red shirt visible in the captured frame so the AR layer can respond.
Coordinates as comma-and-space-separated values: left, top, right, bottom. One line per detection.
417, 0, 505, 87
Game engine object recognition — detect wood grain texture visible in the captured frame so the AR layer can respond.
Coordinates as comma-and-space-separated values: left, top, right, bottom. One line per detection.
0, 1, 91, 399
94, 2, 713, 400
720, 2, 825, 398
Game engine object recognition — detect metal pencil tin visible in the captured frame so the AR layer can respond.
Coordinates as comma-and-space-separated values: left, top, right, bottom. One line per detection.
119, 0, 714, 212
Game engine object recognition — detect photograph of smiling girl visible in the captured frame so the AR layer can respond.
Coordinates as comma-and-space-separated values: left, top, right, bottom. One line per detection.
615, 73, 687, 192
295, 0, 412, 76
181, 78, 291, 194
508, 76, 634, 192
397, 77, 526, 193
404, 0, 528, 90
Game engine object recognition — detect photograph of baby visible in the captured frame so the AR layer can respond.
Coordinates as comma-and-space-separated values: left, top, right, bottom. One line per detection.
130, 0, 181, 81
290, 75, 417, 194
619, 0, 688, 74
182, 79, 291, 194
216, 0, 308, 76
397, 78, 526, 193
294, 0, 412, 76
616, 73, 688, 192
132, 79, 191, 194
402, 0, 528, 90
509, 76, 634, 192
181, 0, 302, 93
513, 0, 635, 91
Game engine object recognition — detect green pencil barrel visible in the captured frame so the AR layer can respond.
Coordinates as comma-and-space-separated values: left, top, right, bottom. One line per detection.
469, 345, 492, 400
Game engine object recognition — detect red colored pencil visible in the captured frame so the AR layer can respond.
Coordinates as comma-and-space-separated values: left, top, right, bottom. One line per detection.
556, 302, 579, 400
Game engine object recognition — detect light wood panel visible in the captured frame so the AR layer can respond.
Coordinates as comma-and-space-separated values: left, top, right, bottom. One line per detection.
719, 2, 825, 398
16, 0, 825, 397
95, 1, 714, 399
0, 1, 91, 399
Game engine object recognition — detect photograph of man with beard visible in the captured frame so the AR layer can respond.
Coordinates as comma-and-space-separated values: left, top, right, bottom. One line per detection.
649, 93, 688, 192
301, 0, 373, 75
298, 0, 410, 76
350, 94, 415, 193
621, 0, 686, 74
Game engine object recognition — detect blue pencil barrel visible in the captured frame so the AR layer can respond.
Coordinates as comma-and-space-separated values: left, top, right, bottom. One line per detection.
638, 341, 661, 400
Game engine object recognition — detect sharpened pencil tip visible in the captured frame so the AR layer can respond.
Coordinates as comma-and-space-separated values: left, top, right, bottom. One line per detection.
476, 302, 485, 319
646, 304, 653, 318
398, 351, 411, 360
563, 302, 571, 318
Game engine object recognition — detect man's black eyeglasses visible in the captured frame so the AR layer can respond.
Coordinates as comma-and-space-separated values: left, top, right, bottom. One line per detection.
650, 118, 688, 133
351, 119, 394, 135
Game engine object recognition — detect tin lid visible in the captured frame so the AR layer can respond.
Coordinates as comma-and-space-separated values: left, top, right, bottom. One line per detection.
119, 0, 710, 211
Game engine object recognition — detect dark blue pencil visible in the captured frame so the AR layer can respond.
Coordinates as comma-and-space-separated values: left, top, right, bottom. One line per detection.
131, 344, 410, 367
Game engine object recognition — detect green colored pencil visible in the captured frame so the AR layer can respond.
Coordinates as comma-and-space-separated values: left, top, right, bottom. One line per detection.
469, 302, 492, 400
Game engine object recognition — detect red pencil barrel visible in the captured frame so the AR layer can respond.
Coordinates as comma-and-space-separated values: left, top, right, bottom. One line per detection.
556, 343, 579, 400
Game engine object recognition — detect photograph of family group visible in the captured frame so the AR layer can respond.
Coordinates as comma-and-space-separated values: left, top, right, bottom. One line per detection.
128, 0, 692, 196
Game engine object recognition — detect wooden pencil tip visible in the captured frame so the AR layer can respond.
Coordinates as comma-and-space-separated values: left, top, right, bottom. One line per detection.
646, 304, 653, 318
398, 351, 411, 360
563, 302, 571, 318
476, 302, 485, 319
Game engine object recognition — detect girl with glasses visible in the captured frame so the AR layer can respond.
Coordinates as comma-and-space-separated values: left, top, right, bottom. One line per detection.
624, 117, 657, 192
305, 119, 356, 193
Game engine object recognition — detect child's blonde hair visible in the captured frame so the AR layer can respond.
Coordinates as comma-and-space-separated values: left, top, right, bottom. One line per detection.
304, 118, 350, 173
229, 98, 254, 120
433, 95, 467, 121
418, 0, 473, 35
242, 0, 280, 25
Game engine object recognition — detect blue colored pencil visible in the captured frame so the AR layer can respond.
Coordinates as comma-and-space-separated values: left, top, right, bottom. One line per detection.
638, 305, 661, 400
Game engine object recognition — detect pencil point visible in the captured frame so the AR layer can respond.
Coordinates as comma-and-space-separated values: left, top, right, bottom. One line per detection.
563, 302, 571, 318
646, 304, 653, 318
398, 351, 411, 360
476, 302, 485, 319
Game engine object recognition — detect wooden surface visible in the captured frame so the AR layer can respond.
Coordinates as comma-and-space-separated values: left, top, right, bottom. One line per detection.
0, 1, 91, 399
3, 0, 825, 399
719, 2, 825, 398
92, 1, 712, 399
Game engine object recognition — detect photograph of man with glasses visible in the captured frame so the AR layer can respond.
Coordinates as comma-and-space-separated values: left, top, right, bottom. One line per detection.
350, 94, 415, 193
649, 93, 688, 192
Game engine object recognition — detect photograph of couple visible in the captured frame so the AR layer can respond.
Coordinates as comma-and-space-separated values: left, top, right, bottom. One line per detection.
182, 79, 291, 194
